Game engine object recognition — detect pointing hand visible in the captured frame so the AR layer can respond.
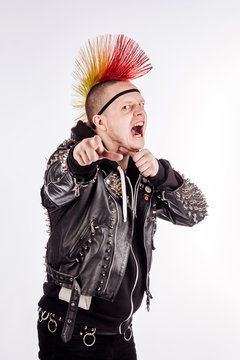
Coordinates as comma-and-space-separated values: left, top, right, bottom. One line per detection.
73, 135, 123, 166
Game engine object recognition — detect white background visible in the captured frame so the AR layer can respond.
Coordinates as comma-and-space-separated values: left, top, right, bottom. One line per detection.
1, 0, 240, 359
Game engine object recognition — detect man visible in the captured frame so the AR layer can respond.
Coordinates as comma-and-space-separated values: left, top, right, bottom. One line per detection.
38, 35, 207, 360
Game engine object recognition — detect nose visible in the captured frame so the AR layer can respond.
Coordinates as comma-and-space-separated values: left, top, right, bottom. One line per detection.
133, 104, 145, 117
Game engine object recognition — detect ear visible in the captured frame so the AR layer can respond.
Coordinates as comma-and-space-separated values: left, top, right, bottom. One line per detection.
92, 115, 107, 131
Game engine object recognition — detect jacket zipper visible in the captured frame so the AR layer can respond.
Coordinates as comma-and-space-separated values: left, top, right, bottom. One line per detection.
103, 196, 119, 292
142, 192, 154, 311
119, 245, 139, 334
119, 175, 141, 334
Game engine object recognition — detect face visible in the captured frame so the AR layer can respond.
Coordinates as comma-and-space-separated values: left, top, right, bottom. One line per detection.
98, 81, 147, 152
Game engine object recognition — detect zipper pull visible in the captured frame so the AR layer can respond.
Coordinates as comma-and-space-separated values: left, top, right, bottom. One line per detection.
74, 178, 80, 197
90, 220, 95, 236
146, 290, 153, 312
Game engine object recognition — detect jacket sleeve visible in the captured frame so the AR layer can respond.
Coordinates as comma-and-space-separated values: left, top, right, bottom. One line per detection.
149, 159, 208, 227
41, 139, 98, 208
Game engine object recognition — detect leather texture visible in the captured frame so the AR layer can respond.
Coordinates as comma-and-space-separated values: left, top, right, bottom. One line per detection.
41, 128, 207, 341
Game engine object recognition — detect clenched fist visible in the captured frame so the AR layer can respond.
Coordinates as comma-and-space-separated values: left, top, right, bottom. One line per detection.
119, 147, 159, 177
73, 135, 123, 166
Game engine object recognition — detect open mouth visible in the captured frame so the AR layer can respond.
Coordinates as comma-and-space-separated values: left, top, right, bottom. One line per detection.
131, 122, 144, 137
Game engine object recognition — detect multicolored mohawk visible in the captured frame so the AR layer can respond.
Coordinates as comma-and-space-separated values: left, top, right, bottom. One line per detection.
73, 34, 152, 122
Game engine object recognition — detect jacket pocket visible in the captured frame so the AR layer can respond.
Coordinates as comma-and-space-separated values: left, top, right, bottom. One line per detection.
68, 219, 95, 259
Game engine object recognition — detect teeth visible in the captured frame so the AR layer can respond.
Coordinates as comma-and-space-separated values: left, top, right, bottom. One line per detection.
135, 122, 143, 126
135, 134, 141, 137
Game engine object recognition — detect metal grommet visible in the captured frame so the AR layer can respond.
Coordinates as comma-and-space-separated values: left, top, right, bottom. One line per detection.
41, 311, 49, 321
123, 326, 133, 342
38, 309, 43, 322
48, 315, 57, 333
42, 311, 49, 320
83, 328, 96, 347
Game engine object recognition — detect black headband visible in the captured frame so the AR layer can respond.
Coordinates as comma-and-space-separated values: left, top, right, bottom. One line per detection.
97, 89, 140, 115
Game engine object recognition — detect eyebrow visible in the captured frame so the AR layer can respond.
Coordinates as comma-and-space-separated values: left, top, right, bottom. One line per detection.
120, 98, 145, 105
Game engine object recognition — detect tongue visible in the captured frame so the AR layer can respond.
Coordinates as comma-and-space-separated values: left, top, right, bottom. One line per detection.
132, 126, 142, 136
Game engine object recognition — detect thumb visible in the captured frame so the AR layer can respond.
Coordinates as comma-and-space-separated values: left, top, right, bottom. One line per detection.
94, 137, 123, 161
101, 149, 123, 162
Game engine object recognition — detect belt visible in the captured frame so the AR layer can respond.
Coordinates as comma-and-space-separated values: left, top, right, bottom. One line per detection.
45, 265, 133, 343
38, 307, 133, 346
46, 265, 80, 343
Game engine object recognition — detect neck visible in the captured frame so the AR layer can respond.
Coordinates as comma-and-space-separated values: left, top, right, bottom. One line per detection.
117, 155, 129, 172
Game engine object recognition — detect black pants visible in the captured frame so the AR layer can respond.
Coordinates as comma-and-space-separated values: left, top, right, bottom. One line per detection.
37, 320, 138, 360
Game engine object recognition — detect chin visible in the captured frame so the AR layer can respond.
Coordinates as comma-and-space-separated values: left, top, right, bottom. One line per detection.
124, 135, 145, 152
132, 138, 145, 150
129, 144, 144, 152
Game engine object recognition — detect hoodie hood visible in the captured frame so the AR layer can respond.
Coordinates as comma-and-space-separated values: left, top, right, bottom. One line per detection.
71, 121, 96, 142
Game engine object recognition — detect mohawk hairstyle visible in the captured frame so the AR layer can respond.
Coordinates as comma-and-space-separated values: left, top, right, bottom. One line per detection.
73, 34, 152, 122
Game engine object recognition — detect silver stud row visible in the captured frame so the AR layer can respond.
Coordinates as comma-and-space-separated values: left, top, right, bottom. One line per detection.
175, 177, 208, 223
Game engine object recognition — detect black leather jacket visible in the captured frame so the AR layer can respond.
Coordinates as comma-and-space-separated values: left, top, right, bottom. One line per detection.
41, 121, 207, 342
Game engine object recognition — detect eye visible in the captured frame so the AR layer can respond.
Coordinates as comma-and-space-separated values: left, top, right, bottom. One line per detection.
122, 105, 130, 110
139, 102, 145, 108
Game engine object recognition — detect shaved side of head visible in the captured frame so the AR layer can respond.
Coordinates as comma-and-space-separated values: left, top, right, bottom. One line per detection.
85, 81, 119, 127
